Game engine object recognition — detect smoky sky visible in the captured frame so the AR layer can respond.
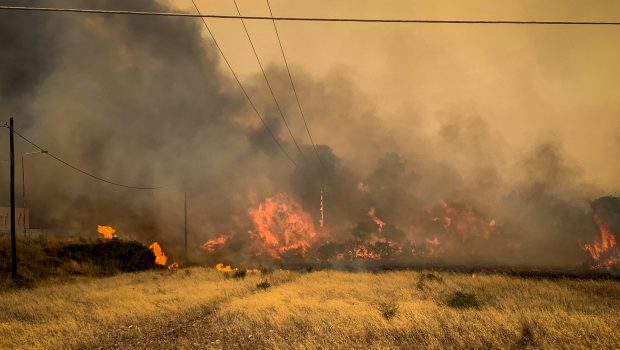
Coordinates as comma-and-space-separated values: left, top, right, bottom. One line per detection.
0, 0, 617, 268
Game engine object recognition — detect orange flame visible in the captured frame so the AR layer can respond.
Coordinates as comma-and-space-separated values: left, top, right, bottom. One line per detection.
353, 245, 381, 260
357, 181, 369, 192
97, 225, 116, 239
167, 262, 179, 270
426, 237, 440, 246
351, 237, 402, 260
435, 201, 495, 239
201, 234, 230, 252
149, 242, 168, 266
215, 263, 235, 272
248, 193, 317, 259
584, 214, 619, 269
368, 207, 386, 231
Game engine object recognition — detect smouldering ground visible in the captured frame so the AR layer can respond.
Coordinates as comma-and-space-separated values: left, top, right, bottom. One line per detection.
1, 268, 619, 349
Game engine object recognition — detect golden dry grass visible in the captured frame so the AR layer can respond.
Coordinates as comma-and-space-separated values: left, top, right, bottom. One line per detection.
214, 271, 620, 349
1, 268, 619, 349
0, 268, 296, 349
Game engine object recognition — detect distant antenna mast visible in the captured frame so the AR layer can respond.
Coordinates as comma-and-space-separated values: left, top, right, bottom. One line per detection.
320, 187, 324, 228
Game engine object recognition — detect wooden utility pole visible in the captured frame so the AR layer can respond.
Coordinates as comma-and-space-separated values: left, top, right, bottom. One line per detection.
184, 188, 188, 261
9, 117, 17, 280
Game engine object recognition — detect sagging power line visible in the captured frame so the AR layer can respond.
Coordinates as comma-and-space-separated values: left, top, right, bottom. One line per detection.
265, 0, 324, 169
190, 0, 298, 167
1, 5, 620, 26
3, 124, 164, 190
232, 0, 307, 161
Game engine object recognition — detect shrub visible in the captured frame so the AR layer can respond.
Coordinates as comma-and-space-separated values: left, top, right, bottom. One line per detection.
256, 280, 271, 290
60, 239, 157, 274
517, 321, 536, 348
379, 302, 399, 320
260, 268, 274, 276
447, 291, 479, 309
233, 269, 247, 279
416, 272, 443, 290
421, 272, 443, 282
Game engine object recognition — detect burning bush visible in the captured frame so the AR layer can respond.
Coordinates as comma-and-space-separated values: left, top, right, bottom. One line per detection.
583, 197, 620, 272
248, 193, 318, 259
447, 291, 479, 309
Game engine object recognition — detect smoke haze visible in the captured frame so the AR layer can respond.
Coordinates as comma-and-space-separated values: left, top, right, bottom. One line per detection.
0, 0, 618, 269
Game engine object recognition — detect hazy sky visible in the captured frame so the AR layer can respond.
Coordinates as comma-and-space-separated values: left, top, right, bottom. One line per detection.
173, 0, 620, 191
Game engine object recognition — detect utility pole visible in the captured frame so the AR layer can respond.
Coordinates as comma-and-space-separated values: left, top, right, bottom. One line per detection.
9, 117, 17, 280
320, 187, 324, 228
21, 154, 25, 235
184, 186, 188, 261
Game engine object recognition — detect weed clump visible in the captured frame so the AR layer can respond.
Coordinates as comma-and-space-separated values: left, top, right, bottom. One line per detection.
447, 291, 479, 309
379, 302, 399, 320
260, 268, 274, 276
256, 280, 271, 290
416, 272, 443, 290
233, 269, 247, 279
516, 321, 537, 348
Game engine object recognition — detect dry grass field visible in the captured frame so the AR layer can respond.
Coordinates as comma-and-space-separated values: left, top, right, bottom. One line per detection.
1, 267, 619, 350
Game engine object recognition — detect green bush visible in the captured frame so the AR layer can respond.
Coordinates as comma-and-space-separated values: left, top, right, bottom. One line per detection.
447, 291, 479, 309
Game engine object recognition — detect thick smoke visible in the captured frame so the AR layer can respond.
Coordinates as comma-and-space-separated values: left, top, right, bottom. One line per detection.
0, 0, 616, 270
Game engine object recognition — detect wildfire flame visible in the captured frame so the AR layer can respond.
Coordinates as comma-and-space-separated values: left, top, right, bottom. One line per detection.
357, 181, 369, 192
368, 207, 386, 231
351, 237, 402, 260
584, 214, 619, 270
215, 263, 235, 272
248, 193, 317, 259
353, 245, 381, 260
201, 234, 230, 252
149, 242, 168, 266
426, 237, 440, 246
434, 201, 496, 240
97, 225, 116, 239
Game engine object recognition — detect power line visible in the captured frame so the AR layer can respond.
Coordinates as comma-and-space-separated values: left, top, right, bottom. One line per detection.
5, 126, 164, 190
190, 0, 297, 166
266, 0, 323, 168
232, 0, 306, 161
1, 5, 620, 26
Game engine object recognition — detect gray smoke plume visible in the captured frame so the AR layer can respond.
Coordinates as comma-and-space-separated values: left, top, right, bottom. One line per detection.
0, 0, 616, 270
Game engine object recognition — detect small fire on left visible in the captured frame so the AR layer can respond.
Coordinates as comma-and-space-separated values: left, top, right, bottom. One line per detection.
97, 225, 116, 239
